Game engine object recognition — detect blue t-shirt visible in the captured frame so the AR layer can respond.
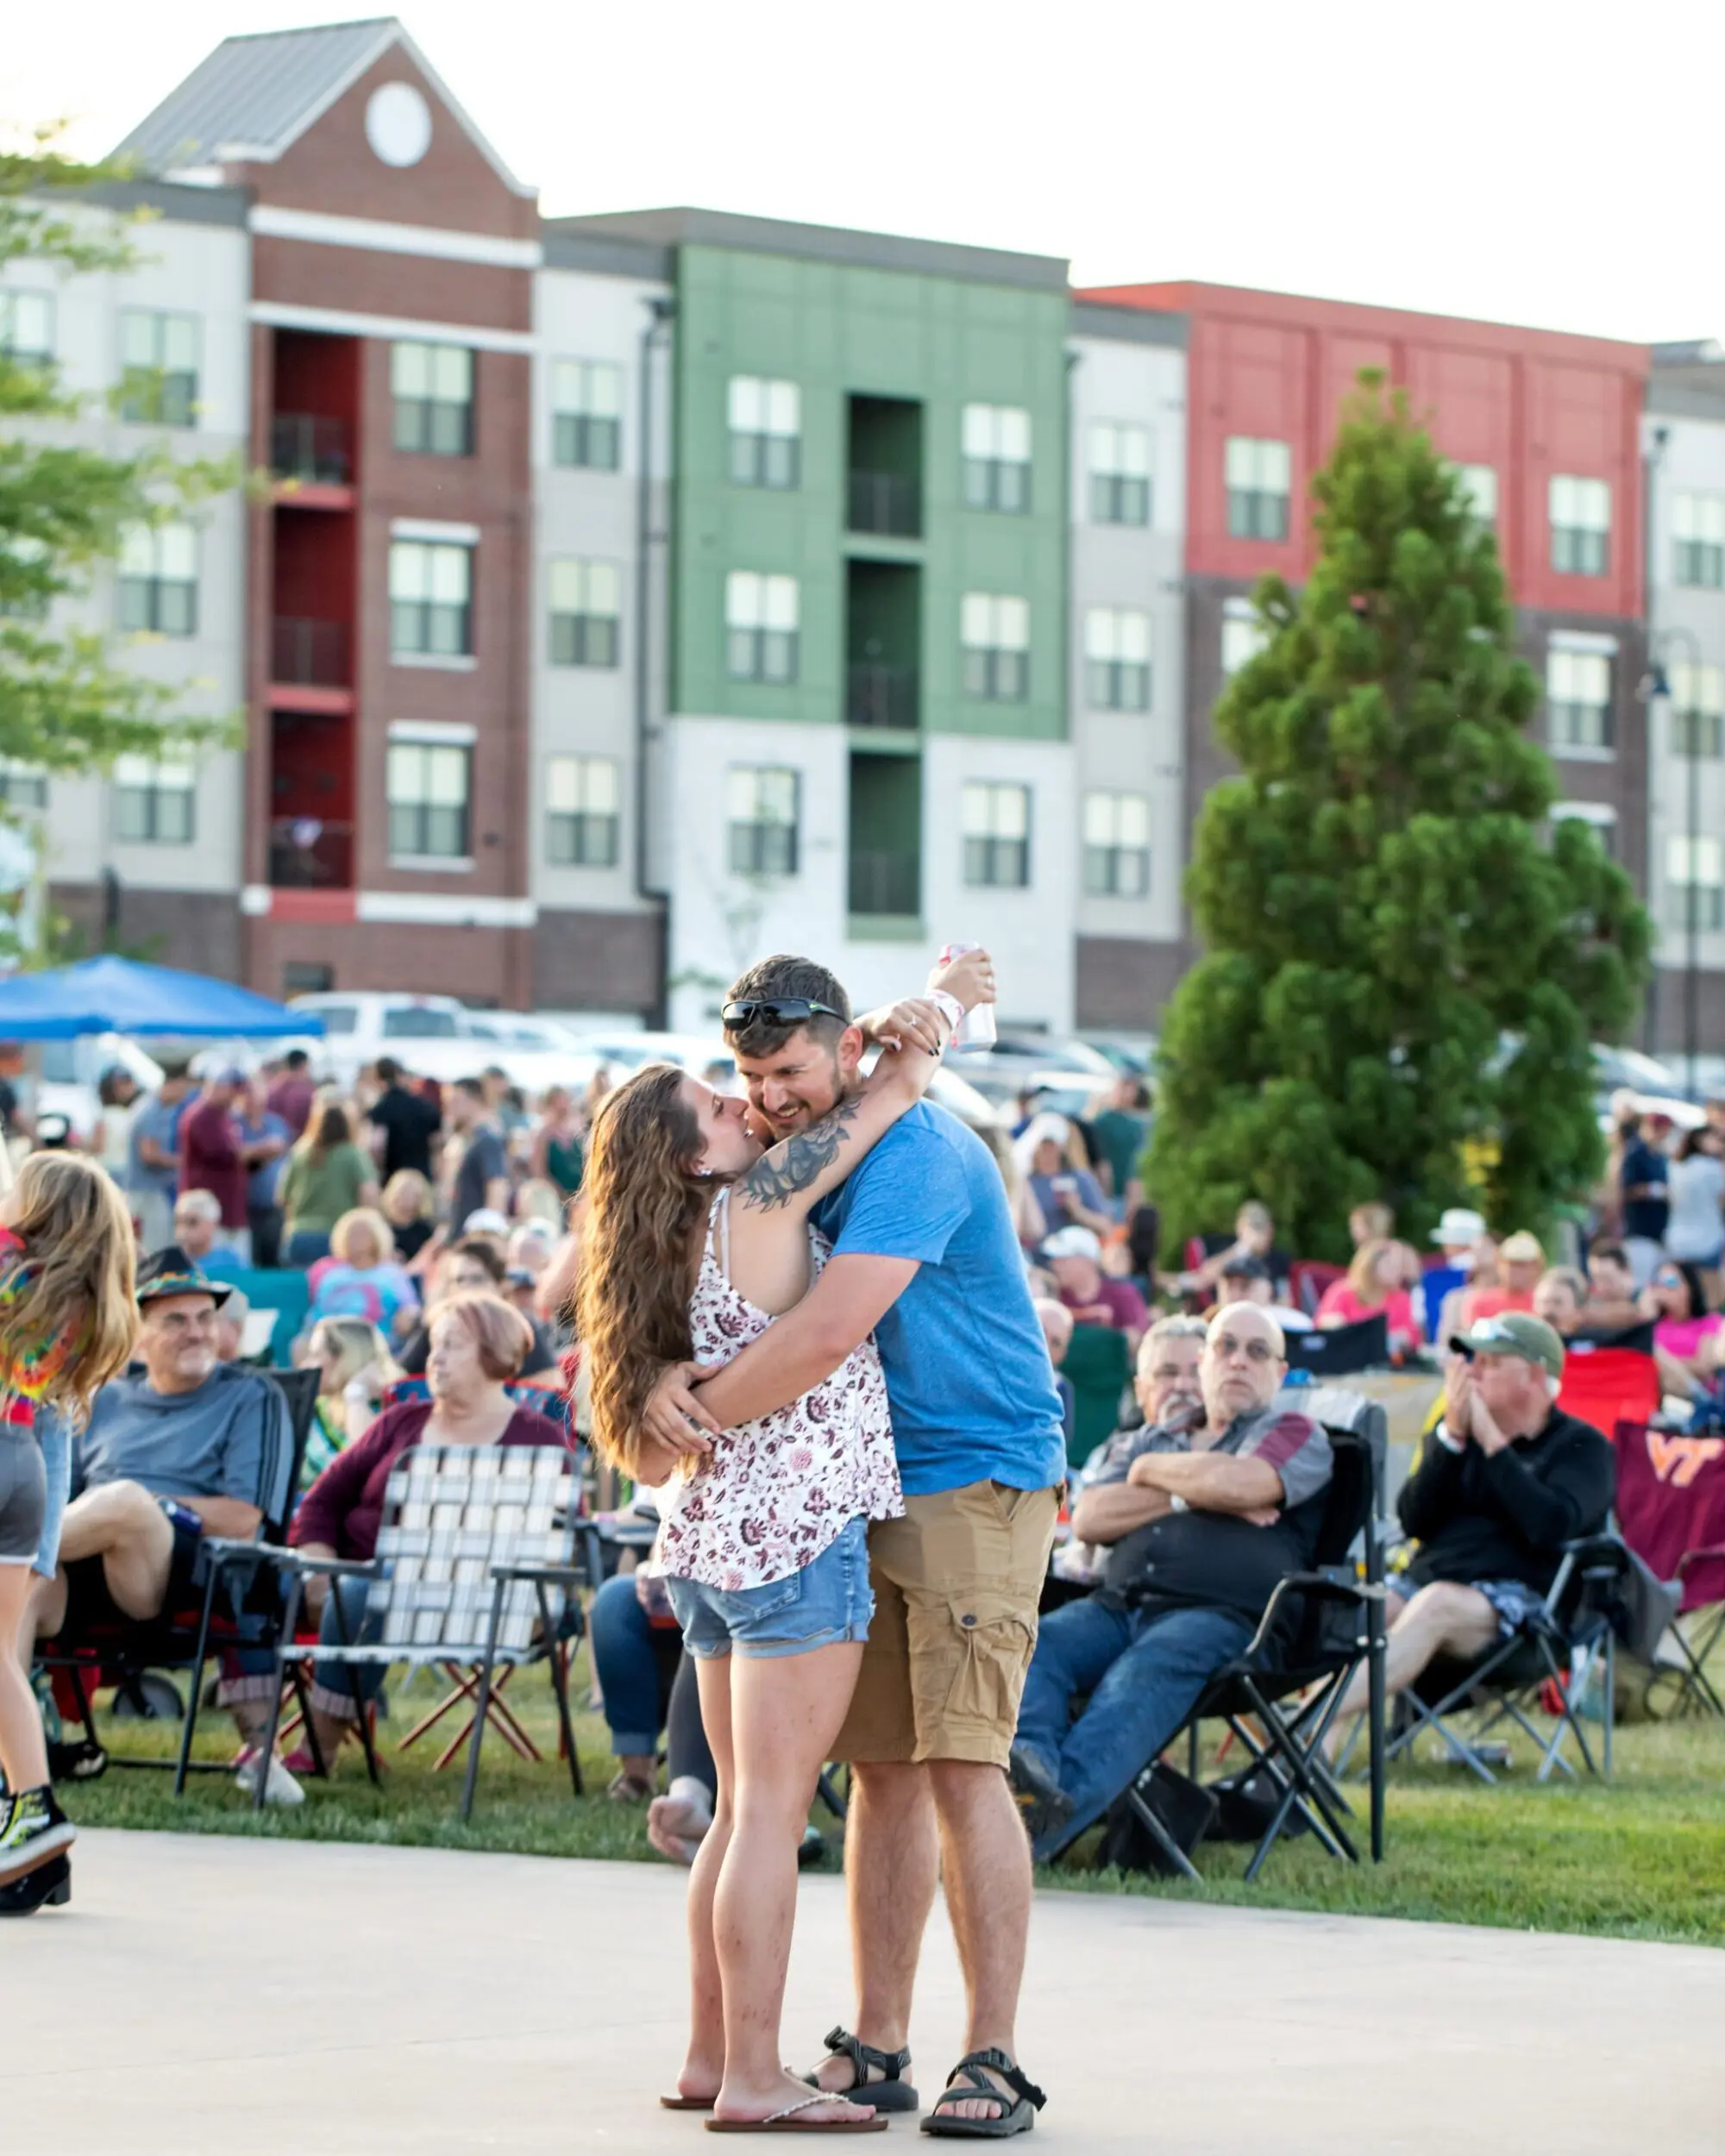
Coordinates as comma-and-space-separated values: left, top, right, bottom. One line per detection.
129, 1094, 186, 1200
812, 1102, 1067, 1498
237, 1109, 292, 1206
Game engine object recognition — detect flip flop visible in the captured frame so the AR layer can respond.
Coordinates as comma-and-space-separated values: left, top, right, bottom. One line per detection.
661, 2094, 718, 2111
706, 2093, 887, 2133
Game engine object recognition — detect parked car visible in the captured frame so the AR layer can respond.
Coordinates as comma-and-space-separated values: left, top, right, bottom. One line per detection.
34, 1033, 165, 1148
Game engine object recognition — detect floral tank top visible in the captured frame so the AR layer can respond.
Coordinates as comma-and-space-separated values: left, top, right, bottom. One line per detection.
0, 1229, 73, 1431
657, 1188, 902, 1591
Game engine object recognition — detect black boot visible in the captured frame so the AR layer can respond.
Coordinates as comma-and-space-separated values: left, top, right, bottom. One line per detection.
0, 1852, 71, 1915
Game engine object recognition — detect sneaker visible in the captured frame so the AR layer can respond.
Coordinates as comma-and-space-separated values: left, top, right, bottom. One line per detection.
233, 1746, 305, 1808
0, 1786, 77, 1887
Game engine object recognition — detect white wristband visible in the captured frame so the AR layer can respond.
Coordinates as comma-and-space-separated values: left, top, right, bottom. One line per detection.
926, 988, 964, 1043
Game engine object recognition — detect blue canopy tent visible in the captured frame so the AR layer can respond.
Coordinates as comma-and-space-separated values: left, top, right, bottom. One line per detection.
0, 956, 322, 1041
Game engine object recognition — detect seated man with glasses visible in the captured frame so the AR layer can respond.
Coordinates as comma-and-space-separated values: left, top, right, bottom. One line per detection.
1010, 1302, 1333, 1858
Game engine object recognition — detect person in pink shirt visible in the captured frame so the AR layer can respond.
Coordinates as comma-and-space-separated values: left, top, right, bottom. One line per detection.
1315, 1238, 1418, 1352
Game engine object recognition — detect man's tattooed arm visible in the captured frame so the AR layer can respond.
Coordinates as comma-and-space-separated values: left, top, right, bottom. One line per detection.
736, 1095, 867, 1213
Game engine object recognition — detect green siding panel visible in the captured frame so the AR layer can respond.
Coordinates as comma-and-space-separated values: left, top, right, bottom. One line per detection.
672, 244, 1068, 743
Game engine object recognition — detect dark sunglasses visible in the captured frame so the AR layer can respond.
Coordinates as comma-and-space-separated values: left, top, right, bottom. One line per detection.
720, 998, 844, 1027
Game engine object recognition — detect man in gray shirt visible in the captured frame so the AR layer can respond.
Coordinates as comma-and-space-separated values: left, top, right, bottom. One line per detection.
37, 1249, 294, 1792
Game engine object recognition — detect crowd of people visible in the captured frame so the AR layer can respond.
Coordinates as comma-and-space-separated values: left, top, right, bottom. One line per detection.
2, 986, 1721, 2134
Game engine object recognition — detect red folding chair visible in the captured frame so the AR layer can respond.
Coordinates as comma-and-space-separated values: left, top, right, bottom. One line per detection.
1556, 1346, 1662, 1443
1610, 1420, 1725, 1717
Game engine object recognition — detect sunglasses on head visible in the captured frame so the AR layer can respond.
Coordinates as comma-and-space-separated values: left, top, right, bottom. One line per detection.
720, 998, 844, 1027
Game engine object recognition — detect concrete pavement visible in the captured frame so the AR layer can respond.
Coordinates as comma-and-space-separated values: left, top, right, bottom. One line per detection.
1, 1830, 1720, 2153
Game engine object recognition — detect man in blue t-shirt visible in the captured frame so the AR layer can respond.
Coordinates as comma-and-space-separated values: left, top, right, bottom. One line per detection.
644, 953, 1063, 2136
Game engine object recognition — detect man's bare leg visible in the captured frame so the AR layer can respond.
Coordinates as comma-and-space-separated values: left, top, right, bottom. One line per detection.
809, 1758, 939, 2093
1333, 1580, 1500, 1727
55, 1483, 172, 1621
925, 1759, 1034, 2124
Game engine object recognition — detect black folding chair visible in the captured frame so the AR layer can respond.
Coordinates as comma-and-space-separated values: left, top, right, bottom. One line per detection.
1114, 1414, 1389, 1883
1383, 1535, 1632, 1784
41, 1364, 321, 1795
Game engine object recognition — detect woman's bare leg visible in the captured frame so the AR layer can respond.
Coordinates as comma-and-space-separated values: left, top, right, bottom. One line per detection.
671, 1652, 733, 2102
712, 1639, 872, 2127
0, 1564, 50, 1795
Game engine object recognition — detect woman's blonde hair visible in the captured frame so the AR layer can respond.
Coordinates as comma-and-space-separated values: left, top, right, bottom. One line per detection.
0, 1153, 138, 1419
329, 1207, 394, 1265
1346, 1238, 1393, 1307
381, 1169, 432, 1221
307, 1314, 398, 1395
573, 1064, 712, 1477
427, 1288, 534, 1382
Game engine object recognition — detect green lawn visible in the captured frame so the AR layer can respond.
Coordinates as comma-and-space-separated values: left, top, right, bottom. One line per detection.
61, 1637, 1725, 1946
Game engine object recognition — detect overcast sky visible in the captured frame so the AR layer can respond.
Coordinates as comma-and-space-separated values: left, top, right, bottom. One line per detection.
9, 0, 1722, 344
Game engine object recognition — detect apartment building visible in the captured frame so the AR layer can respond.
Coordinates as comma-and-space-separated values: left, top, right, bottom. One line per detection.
3, 16, 1713, 1051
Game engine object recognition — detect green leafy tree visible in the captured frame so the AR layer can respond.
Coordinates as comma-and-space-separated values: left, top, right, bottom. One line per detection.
0, 132, 234, 961
1147, 373, 1652, 1262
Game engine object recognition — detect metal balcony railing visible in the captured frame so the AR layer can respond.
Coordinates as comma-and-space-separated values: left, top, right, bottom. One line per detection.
271, 617, 348, 688
271, 412, 351, 486
847, 469, 921, 538
268, 817, 354, 888
848, 848, 920, 918
846, 662, 919, 730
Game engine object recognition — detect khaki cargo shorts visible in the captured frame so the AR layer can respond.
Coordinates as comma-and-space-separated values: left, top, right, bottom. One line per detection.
835, 1478, 1059, 1770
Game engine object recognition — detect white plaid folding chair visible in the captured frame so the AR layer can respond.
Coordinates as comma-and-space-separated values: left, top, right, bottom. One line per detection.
259, 1444, 586, 1819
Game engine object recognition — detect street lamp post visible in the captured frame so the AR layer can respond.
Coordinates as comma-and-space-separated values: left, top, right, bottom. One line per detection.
1647, 624, 1704, 1095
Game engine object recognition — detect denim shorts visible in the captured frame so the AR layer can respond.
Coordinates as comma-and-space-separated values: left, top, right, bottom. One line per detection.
668, 1515, 875, 1662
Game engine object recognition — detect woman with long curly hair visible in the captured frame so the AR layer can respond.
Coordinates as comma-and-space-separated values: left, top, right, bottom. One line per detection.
575, 950, 990, 2134
0, 1152, 138, 1900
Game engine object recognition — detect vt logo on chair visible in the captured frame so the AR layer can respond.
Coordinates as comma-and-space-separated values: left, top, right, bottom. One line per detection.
1645, 1432, 1725, 1489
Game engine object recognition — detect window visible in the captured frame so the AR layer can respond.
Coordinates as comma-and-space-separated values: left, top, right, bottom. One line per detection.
727, 766, 799, 876
0, 291, 53, 366
117, 523, 198, 636
1546, 646, 1613, 753
1085, 608, 1151, 711
728, 376, 800, 488
725, 571, 799, 682
0, 762, 47, 812
392, 342, 474, 456
962, 781, 1031, 888
1673, 492, 1725, 589
961, 592, 1030, 702
1220, 597, 1268, 678
1458, 463, 1498, 525
1089, 422, 1151, 525
386, 742, 471, 860
1550, 475, 1610, 576
390, 541, 473, 658
1669, 661, 1725, 759
381, 1006, 460, 1039
546, 755, 621, 867
547, 558, 621, 667
1082, 791, 1151, 898
0, 535, 49, 622
963, 404, 1031, 513
1667, 836, 1725, 931
113, 755, 194, 843
1225, 436, 1291, 541
551, 358, 622, 469
119, 309, 198, 427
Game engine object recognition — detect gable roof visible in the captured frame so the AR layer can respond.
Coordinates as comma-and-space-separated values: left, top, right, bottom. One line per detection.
112, 16, 530, 196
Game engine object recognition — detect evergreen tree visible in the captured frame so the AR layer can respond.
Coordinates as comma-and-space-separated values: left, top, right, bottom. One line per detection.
1147, 373, 1651, 1262
0, 135, 233, 953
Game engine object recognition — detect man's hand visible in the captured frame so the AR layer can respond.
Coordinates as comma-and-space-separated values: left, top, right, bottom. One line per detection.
1468, 1387, 1513, 1457
927, 944, 995, 1013
854, 999, 949, 1056
1444, 1358, 1476, 1441
640, 1362, 724, 1453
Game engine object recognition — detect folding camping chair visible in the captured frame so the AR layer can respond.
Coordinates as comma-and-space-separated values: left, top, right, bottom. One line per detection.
1383, 1534, 1633, 1784
1113, 1406, 1389, 1883
1282, 1312, 1389, 1380
254, 1442, 586, 1820
1611, 1421, 1725, 1718
39, 1364, 321, 1795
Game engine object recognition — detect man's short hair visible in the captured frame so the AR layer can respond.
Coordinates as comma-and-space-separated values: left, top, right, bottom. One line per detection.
1590, 1241, 1630, 1270
1220, 1252, 1270, 1282
453, 1076, 487, 1103
284, 1049, 310, 1072
173, 1189, 223, 1224
1238, 1200, 1273, 1232
723, 955, 851, 1057
449, 1234, 507, 1284
376, 1056, 402, 1086
1137, 1314, 1208, 1369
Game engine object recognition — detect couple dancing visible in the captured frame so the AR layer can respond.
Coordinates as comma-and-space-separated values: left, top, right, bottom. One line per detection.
576, 950, 1065, 2135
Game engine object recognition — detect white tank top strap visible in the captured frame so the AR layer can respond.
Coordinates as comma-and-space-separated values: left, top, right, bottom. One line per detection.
711, 1184, 735, 1285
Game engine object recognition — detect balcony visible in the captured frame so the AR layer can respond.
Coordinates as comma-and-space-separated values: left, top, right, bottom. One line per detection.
270, 414, 352, 492
847, 662, 919, 730
848, 469, 921, 539
849, 848, 920, 918
272, 617, 348, 687
269, 817, 354, 889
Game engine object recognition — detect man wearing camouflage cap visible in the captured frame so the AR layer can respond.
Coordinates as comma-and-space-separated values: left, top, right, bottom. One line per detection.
1333, 1311, 1615, 1725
